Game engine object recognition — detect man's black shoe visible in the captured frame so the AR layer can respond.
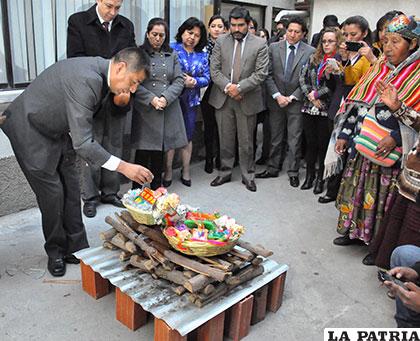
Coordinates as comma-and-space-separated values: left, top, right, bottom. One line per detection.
333, 235, 364, 246
255, 157, 267, 165
83, 201, 97, 218
48, 257, 66, 277
242, 179, 257, 192
64, 254, 80, 264
210, 175, 231, 187
255, 170, 279, 179
204, 160, 214, 174
101, 195, 124, 208
313, 179, 324, 194
318, 195, 336, 204
289, 176, 299, 188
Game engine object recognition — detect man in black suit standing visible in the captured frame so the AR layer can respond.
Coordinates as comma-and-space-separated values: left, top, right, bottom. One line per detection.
67, 0, 136, 218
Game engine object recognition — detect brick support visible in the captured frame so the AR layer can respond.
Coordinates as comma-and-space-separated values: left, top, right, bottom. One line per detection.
267, 272, 287, 313
80, 261, 110, 299
224, 295, 254, 341
115, 288, 148, 330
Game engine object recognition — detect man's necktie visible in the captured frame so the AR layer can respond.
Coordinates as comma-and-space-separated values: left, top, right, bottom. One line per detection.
232, 40, 242, 84
284, 45, 295, 81
102, 21, 110, 32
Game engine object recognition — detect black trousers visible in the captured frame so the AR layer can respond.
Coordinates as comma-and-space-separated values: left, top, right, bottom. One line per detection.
133, 150, 163, 190
14, 135, 89, 259
201, 85, 220, 165
253, 110, 271, 160
302, 114, 330, 178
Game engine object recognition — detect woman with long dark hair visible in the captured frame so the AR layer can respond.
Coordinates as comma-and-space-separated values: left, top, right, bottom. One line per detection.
163, 17, 210, 187
201, 14, 227, 173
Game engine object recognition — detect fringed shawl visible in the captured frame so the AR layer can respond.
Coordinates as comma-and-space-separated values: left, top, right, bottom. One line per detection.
324, 50, 420, 179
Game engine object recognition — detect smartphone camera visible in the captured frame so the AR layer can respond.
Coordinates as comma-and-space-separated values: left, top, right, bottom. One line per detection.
346, 41, 363, 52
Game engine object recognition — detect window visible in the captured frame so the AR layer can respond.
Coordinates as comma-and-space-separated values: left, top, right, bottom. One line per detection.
0, 0, 164, 89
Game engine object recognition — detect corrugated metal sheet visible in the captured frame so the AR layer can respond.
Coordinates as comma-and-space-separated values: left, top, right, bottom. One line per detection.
75, 246, 288, 336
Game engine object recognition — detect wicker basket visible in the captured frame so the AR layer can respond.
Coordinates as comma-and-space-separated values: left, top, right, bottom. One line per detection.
163, 228, 238, 257
123, 202, 156, 225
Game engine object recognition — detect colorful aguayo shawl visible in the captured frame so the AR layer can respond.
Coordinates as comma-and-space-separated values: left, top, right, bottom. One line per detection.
324, 50, 420, 178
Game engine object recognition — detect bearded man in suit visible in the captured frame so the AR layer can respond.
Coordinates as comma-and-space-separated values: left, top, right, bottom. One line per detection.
1, 47, 152, 277
209, 6, 268, 192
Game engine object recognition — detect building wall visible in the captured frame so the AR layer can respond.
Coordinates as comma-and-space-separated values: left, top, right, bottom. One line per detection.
310, 0, 419, 38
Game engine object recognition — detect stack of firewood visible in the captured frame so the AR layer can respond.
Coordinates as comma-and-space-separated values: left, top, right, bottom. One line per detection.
101, 211, 273, 307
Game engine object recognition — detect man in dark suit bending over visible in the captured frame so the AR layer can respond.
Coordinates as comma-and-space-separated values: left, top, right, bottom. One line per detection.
1, 47, 152, 277
67, 0, 136, 218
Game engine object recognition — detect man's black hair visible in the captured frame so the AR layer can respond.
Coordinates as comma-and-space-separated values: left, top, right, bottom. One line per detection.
286, 16, 308, 34
113, 47, 150, 77
229, 6, 251, 24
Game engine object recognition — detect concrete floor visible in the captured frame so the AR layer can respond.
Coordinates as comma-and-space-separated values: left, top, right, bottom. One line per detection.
0, 161, 396, 341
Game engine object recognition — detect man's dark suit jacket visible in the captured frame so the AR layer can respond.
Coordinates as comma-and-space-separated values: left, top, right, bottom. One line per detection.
67, 4, 136, 59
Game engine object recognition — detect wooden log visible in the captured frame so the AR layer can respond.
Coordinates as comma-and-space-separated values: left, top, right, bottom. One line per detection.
193, 283, 228, 308
110, 233, 130, 252
251, 285, 268, 325
251, 257, 263, 267
197, 256, 234, 272
103, 241, 118, 250
115, 287, 148, 331
154, 318, 187, 341
184, 274, 214, 293
118, 212, 170, 248
236, 240, 273, 258
144, 259, 159, 271
119, 251, 131, 261
226, 265, 264, 287
162, 250, 229, 282
224, 295, 254, 340
183, 270, 196, 279
267, 272, 287, 312
195, 311, 225, 341
99, 228, 117, 241
219, 254, 247, 272
173, 286, 187, 296
154, 267, 188, 286
80, 261, 110, 299
203, 284, 215, 296
129, 255, 149, 272
230, 247, 255, 262
105, 216, 158, 258
125, 241, 138, 254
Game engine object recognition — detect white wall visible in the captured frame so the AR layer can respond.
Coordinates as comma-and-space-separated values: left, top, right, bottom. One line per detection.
310, 0, 419, 38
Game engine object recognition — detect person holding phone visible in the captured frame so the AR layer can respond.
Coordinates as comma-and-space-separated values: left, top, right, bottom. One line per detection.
339, 16, 373, 94
298, 27, 344, 194
384, 245, 420, 327
328, 14, 420, 250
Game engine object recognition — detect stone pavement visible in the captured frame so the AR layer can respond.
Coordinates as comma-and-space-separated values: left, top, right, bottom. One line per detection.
0, 161, 395, 341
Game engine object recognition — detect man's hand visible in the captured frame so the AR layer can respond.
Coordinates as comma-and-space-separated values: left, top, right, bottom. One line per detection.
117, 160, 154, 184
385, 280, 420, 313
307, 91, 316, 102
335, 139, 347, 155
227, 84, 241, 98
389, 267, 419, 282
276, 95, 290, 108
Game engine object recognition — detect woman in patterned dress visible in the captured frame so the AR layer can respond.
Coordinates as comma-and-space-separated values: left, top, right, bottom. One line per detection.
163, 17, 210, 187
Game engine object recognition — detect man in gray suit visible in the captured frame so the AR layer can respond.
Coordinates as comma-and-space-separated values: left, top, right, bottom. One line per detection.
256, 16, 315, 187
1, 47, 153, 277
209, 6, 268, 192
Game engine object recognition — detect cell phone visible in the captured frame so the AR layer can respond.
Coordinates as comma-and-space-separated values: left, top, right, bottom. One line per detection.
377, 270, 406, 289
346, 41, 364, 52
326, 58, 339, 70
